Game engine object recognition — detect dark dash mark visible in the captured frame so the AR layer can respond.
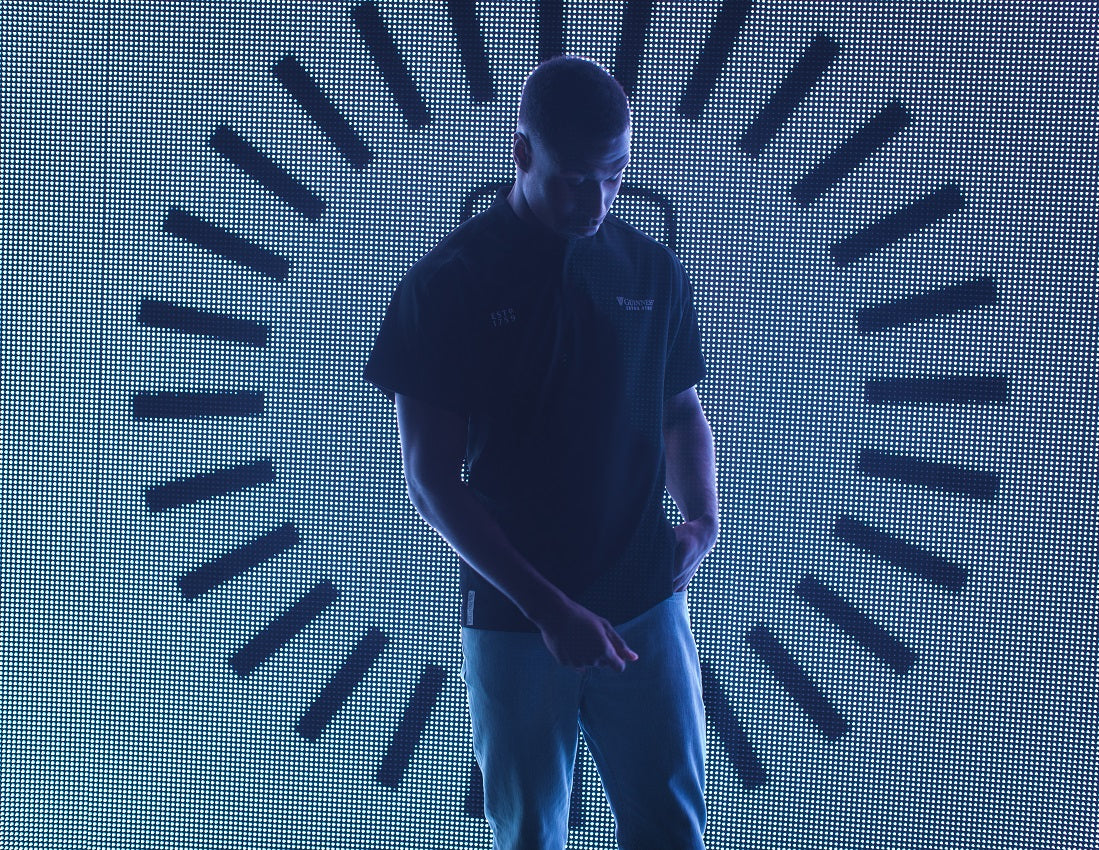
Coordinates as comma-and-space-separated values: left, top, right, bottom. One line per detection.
273, 55, 372, 168
739, 34, 840, 157
351, 2, 430, 129
209, 125, 325, 219
163, 208, 289, 281
132, 390, 263, 420
465, 760, 485, 818
538, 0, 563, 60
613, 0, 654, 98
796, 575, 916, 675
830, 183, 966, 266
145, 459, 273, 513
859, 448, 999, 500
865, 375, 1008, 405
445, 1, 494, 102
138, 299, 267, 346
747, 625, 847, 739
231, 580, 339, 677
700, 659, 766, 788
677, 0, 752, 120
791, 101, 909, 205
377, 665, 448, 787
298, 627, 388, 741
178, 522, 299, 599
833, 515, 966, 591
857, 277, 996, 334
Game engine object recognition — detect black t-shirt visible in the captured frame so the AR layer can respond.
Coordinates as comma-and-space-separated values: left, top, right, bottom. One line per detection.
364, 195, 705, 630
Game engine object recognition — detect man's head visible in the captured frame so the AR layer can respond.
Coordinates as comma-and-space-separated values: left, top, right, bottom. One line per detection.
509, 56, 631, 239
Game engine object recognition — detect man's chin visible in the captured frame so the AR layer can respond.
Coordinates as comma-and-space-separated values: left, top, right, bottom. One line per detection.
565, 222, 602, 238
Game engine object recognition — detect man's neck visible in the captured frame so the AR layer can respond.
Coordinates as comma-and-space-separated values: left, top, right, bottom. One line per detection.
506, 181, 537, 228
506, 181, 569, 246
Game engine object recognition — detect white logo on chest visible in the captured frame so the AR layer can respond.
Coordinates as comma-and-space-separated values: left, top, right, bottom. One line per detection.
617, 296, 654, 311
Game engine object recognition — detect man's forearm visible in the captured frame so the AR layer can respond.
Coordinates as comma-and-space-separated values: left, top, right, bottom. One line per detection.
664, 395, 719, 527
405, 475, 570, 627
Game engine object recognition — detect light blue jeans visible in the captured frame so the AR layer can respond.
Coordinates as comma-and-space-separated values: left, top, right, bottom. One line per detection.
461, 592, 707, 850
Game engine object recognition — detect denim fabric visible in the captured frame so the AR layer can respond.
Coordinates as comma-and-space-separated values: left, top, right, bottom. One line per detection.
461, 592, 707, 850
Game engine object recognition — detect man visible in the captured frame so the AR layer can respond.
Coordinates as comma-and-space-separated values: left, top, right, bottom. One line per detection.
364, 56, 718, 849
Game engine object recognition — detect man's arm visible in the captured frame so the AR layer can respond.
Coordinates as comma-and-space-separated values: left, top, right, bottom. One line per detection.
394, 392, 638, 671
664, 386, 719, 591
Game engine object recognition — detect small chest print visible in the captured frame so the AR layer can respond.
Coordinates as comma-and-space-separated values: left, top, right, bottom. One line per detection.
616, 296, 654, 311
490, 307, 517, 327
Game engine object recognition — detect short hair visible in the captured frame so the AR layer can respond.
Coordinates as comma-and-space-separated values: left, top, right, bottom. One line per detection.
517, 56, 630, 159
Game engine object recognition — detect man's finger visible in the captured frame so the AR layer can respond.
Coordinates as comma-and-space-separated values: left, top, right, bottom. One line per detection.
606, 626, 639, 664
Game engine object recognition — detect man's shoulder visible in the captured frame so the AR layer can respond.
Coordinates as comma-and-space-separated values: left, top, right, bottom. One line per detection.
597, 213, 686, 289
404, 203, 512, 291
600, 213, 682, 268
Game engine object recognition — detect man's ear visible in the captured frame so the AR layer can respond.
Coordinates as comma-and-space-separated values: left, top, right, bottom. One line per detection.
513, 131, 532, 172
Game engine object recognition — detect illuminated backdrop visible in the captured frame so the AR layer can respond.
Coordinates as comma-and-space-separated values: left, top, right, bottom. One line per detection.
5, 2, 1097, 847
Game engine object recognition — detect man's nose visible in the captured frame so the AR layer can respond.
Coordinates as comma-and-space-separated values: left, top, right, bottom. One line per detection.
581, 182, 613, 220
599, 183, 618, 217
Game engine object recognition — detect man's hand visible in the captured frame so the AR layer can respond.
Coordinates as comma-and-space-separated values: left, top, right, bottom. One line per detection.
535, 597, 639, 672
672, 515, 719, 592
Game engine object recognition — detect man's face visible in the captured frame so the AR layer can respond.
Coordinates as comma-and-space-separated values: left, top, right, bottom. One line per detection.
515, 129, 631, 239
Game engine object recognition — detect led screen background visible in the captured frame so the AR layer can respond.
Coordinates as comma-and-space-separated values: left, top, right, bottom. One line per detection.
4, 1, 1096, 847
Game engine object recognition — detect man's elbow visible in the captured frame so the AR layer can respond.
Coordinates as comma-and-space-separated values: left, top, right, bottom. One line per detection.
402, 465, 456, 527
403, 468, 433, 519
663, 387, 704, 430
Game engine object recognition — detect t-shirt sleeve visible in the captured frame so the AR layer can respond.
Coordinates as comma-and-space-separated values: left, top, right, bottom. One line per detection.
363, 263, 470, 415
664, 254, 706, 398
